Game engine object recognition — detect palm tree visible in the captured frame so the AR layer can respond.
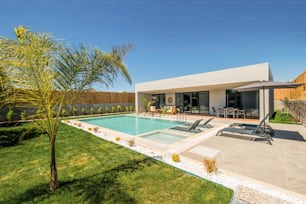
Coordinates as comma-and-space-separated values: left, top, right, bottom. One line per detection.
0, 26, 132, 191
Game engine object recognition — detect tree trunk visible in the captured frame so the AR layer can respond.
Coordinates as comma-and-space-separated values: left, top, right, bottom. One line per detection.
50, 139, 59, 191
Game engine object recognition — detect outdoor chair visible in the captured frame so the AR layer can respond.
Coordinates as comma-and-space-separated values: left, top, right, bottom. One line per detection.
216, 114, 273, 144
225, 107, 236, 118
171, 119, 203, 133
216, 108, 226, 117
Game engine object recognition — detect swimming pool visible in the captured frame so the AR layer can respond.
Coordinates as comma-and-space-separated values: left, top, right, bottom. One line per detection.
140, 131, 187, 145
80, 115, 184, 135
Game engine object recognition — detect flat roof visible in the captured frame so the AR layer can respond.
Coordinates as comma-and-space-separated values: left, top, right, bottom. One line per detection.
136, 63, 273, 93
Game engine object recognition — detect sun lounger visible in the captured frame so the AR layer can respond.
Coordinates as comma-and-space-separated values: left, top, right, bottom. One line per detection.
183, 118, 214, 128
216, 126, 272, 144
216, 114, 273, 144
200, 118, 214, 128
171, 119, 202, 133
229, 113, 274, 136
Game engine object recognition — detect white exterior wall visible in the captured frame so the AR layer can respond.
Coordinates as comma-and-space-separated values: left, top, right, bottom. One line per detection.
209, 90, 226, 114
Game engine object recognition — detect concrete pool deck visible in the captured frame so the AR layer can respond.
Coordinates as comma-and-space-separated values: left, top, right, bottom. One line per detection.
180, 116, 306, 201
68, 114, 306, 203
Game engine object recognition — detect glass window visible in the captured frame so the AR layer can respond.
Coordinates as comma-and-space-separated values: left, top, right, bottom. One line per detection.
152, 94, 165, 109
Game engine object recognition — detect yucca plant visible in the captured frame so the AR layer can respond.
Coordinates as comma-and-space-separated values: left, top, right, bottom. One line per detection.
0, 26, 132, 191
72, 107, 78, 116
97, 107, 102, 114
20, 110, 27, 120
117, 105, 121, 112
90, 107, 94, 115
81, 108, 86, 115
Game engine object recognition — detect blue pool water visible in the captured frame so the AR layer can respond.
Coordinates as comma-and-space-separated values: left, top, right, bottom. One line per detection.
80, 115, 184, 135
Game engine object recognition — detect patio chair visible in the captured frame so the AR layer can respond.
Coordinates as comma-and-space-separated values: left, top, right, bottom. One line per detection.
171, 119, 203, 133
228, 113, 274, 136
216, 108, 226, 117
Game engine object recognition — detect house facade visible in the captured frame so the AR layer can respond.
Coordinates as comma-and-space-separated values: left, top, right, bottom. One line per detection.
135, 63, 274, 120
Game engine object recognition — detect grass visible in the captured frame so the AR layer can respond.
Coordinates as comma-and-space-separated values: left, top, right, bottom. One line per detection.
0, 123, 233, 204
270, 111, 299, 124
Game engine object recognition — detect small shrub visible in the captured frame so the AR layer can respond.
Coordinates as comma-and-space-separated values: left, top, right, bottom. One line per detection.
6, 108, 14, 122
93, 127, 99, 133
204, 158, 218, 173
171, 154, 180, 162
128, 139, 135, 147
129, 106, 133, 112
97, 107, 103, 114
20, 110, 27, 121
81, 108, 86, 115
90, 107, 95, 115
112, 106, 116, 113
117, 105, 121, 112
77, 123, 82, 127
125, 106, 129, 112
61, 108, 67, 117
115, 136, 121, 141
73, 122, 77, 125
88, 127, 92, 131
72, 107, 78, 116
105, 107, 109, 113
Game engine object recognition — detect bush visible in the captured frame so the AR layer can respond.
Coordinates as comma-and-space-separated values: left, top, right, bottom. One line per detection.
81, 108, 86, 115
97, 107, 103, 114
125, 106, 129, 112
90, 107, 95, 115
204, 158, 217, 173
93, 127, 99, 133
61, 108, 67, 117
105, 107, 109, 113
129, 106, 133, 112
171, 154, 180, 162
72, 107, 78, 116
20, 110, 27, 121
111, 106, 116, 113
115, 136, 121, 141
117, 105, 121, 112
6, 109, 14, 122
128, 139, 135, 147
88, 127, 92, 131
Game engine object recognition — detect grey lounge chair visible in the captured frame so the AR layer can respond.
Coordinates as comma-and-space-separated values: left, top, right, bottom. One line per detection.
200, 118, 214, 128
171, 119, 203, 133
216, 116, 273, 144
229, 113, 274, 136
183, 118, 214, 128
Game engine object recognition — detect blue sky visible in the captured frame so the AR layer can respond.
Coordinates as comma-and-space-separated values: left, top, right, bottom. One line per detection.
1, 0, 306, 92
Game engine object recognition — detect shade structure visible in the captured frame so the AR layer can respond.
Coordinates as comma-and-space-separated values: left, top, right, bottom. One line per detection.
233, 81, 302, 92
234, 81, 303, 124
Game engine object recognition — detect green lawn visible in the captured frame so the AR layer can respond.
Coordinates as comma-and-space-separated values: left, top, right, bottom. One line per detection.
0, 123, 233, 204
270, 111, 299, 124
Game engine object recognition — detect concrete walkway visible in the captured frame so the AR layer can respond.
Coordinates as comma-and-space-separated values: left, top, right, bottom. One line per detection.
180, 120, 306, 198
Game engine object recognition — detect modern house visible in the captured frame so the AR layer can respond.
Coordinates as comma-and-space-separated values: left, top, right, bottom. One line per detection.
135, 63, 274, 120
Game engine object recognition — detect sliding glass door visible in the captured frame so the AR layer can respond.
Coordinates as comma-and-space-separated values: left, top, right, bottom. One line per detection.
175, 91, 209, 114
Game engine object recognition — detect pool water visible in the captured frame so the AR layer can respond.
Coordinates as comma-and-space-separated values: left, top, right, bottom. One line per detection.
140, 131, 187, 144
80, 115, 183, 135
